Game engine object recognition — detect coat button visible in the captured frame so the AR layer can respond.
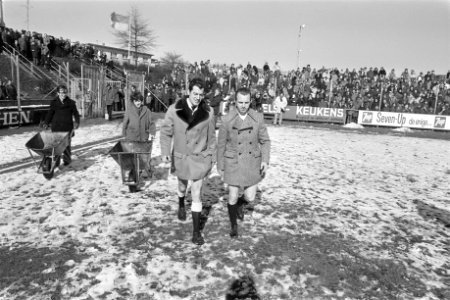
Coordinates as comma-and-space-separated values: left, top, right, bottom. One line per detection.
238, 142, 241, 145
248, 131, 251, 133
239, 153, 241, 155
249, 152, 252, 154
249, 142, 252, 144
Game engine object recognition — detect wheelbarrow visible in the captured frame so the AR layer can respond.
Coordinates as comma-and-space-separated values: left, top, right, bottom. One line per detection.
108, 140, 153, 192
25, 131, 71, 180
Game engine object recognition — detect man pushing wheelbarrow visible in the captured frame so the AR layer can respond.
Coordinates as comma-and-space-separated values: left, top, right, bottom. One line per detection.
109, 92, 156, 192
42, 84, 80, 168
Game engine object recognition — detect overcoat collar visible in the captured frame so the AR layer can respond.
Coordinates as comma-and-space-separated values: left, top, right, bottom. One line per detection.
228, 108, 259, 122
229, 108, 259, 129
175, 97, 210, 130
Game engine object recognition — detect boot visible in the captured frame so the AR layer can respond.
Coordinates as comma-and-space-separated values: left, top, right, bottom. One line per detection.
228, 204, 239, 238
191, 212, 205, 245
177, 196, 186, 221
237, 196, 248, 221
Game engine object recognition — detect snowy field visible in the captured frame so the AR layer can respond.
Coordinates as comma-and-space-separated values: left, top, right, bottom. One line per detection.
0, 119, 449, 299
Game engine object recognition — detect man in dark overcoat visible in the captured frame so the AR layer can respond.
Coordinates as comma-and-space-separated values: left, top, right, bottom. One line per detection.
160, 78, 216, 245
43, 85, 80, 166
217, 87, 271, 238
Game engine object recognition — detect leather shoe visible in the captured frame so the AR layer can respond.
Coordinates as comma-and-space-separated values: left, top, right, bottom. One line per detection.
192, 232, 205, 245
230, 224, 238, 238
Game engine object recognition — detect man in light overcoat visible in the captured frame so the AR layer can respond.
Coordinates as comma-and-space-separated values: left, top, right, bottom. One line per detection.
217, 87, 271, 238
160, 78, 216, 245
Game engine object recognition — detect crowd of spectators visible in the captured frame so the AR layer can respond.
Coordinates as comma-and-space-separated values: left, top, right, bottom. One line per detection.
0, 26, 110, 70
2, 26, 449, 116
146, 61, 450, 116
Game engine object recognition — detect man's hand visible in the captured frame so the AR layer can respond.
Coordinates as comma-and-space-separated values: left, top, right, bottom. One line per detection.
149, 135, 155, 141
260, 162, 269, 177
42, 123, 49, 130
161, 155, 171, 164
74, 122, 80, 129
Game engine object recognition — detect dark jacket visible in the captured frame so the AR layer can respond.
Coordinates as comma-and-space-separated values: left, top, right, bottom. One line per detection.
209, 94, 223, 116
45, 96, 80, 132
5, 83, 17, 100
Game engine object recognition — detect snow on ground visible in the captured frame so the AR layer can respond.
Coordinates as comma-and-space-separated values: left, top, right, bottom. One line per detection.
0, 121, 124, 165
0, 120, 449, 299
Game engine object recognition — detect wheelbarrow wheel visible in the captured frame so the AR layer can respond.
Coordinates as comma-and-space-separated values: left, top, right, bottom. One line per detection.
42, 157, 54, 180
128, 170, 139, 193
129, 185, 138, 193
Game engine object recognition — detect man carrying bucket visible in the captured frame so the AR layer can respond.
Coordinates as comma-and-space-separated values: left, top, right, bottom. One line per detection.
43, 85, 80, 166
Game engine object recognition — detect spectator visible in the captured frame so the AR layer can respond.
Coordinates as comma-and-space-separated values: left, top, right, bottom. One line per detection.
209, 86, 223, 126
5, 79, 17, 100
105, 84, 119, 121
272, 90, 288, 125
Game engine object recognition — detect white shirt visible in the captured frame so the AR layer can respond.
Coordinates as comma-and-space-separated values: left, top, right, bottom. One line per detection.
186, 99, 198, 114
238, 113, 247, 121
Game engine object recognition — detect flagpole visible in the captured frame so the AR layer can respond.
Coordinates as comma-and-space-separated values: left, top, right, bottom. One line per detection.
0, 0, 5, 27
127, 13, 131, 62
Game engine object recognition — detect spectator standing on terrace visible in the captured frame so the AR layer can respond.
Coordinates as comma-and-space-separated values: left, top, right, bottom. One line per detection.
17, 33, 29, 59
0, 79, 5, 100
251, 90, 263, 112
5, 79, 17, 100
209, 87, 224, 127
160, 78, 216, 246
217, 87, 271, 238
43, 85, 80, 166
272, 90, 288, 125
30, 36, 41, 65
41, 43, 51, 70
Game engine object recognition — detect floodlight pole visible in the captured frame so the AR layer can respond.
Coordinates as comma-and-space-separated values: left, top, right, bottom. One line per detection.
297, 24, 306, 69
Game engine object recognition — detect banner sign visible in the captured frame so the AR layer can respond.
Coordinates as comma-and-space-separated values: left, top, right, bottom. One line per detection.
220, 103, 345, 123
358, 110, 450, 131
263, 105, 346, 123
0, 106, 50, 128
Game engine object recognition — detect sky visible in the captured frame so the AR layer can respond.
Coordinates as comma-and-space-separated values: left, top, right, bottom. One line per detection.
2, 0, 450, 74
1, 118, 449, 298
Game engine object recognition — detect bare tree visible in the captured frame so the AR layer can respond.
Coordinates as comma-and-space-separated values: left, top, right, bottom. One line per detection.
159, 51, 188, 70
112, 6, 157, 66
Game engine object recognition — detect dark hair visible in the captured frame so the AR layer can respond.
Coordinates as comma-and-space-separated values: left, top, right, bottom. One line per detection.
189, 78, 205, 92
57, 84, 68, 92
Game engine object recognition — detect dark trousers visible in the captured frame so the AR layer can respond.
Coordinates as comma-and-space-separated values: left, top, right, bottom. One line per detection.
62, 143, 72, 165
55, 134, 72, 166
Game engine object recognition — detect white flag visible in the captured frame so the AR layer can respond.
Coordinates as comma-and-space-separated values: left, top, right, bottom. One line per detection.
111, 12, 129, 31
